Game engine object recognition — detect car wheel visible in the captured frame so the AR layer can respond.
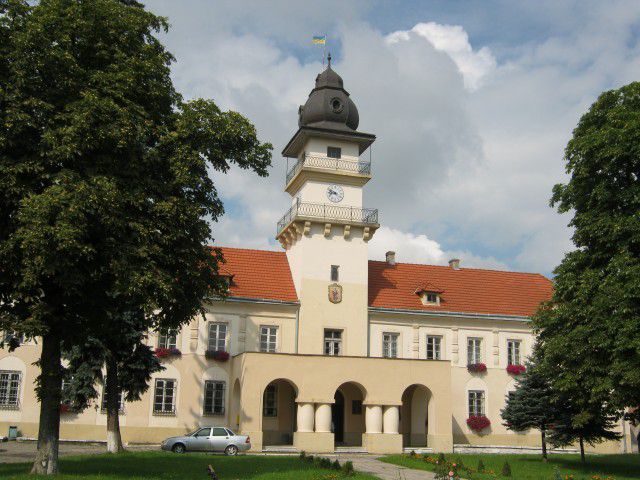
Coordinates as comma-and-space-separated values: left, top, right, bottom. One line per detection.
224, 445, 238, 456
172, 443, 186, 454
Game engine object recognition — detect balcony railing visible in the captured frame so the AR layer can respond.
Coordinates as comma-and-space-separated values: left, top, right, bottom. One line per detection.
277, 200, 379, 234
286, 155, 371, 184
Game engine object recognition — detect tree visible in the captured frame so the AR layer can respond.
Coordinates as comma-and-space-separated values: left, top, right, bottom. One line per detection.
0, 0, 271, 473
547, 393, 620, 463
534, 82, 640, 431
501, 358, 557, 461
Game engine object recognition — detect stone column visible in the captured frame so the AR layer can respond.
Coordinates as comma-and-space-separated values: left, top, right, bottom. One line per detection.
315, 403, 332, 433
365, 405, 383, 434
296, 402, 315, 432
383, 406, 400, 434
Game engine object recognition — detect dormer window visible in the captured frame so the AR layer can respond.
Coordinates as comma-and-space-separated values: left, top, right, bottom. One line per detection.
421, 292, 440, 305
217, 274, 234, 292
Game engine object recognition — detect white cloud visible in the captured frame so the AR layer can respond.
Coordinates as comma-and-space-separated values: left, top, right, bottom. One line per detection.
386, 22, 497, 90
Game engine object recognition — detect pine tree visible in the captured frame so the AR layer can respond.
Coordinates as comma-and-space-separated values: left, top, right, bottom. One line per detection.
501, 356, 557, 461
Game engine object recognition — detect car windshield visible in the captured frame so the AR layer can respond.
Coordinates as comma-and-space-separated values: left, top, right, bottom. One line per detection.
186, 429, 201, 437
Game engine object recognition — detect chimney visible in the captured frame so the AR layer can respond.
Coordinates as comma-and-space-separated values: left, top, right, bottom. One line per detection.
386, 251, 396, 266
449, 258, 460, 270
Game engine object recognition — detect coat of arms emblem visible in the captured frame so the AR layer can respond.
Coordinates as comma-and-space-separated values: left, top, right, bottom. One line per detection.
328, 283, 343, 304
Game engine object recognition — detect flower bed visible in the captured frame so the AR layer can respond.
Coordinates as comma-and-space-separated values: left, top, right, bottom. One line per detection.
466, 415, 491, 431
467, 362, 487, 373
506, 364, 526, 375
154, 347, 181, 359
205, 350, 230, 362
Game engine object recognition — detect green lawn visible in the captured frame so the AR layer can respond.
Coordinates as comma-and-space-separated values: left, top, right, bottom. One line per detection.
381, 453, 640, 480
0, 451, 378, 479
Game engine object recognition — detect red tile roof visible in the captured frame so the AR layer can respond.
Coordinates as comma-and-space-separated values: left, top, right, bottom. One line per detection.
215, 247, 553, 317
368, 261, 552, 317
217, 247, 298, 303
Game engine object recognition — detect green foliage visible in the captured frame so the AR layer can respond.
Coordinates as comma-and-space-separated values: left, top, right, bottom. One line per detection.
535, 82, 640, 425
477, 458, 485, 472
299, 451, 306, 460
437, 452, 446, 464
501, 460, 511, 476
342, 460, 355, 476
332, 459, 341, 470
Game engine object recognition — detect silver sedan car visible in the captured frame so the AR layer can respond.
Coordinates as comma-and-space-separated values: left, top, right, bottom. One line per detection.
161, 426, 251, 455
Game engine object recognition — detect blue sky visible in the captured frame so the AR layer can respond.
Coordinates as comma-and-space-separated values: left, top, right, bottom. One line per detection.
147, 0, 640, 275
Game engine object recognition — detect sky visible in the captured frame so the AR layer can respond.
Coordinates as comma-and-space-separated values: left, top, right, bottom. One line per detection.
146, 0, 640, 276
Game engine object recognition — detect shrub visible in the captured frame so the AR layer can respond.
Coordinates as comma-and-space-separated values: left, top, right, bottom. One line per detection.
409, 450, 417, 458
320, 457, 333, 469
342, 460, 355, 476
332, 459, 341, 470
437, 452, 446, 464
466, 415, 491, 431
307, 455, 315, 464
434, 463, 460, 480
501, 461, 512, 477
299, 450, 306, 460
477, 458, 485, 472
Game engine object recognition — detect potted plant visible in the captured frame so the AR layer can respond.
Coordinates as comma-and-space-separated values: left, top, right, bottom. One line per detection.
205, 350, 230, 362
466, 415, 491, 432
154, 347, 181, 359
506, 364, 526, 375
467, 363, 487, 373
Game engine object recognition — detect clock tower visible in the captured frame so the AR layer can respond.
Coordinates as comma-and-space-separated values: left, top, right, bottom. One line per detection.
277, 57, 378, 356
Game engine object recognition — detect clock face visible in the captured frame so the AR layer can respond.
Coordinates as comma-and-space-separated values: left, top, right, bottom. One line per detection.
326, 184, 344, 203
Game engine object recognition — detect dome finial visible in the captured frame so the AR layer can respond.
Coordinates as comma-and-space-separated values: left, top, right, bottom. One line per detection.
327, 52, 332, 67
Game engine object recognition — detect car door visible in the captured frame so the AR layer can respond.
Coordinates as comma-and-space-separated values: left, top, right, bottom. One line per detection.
189, 428, 212, 451
210, 427, 230, 452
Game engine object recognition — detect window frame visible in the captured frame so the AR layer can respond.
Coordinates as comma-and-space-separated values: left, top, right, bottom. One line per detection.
507, 339, 521, 366
467, 337, 483, 365
0, 370, 21, 409
259, 325, 278, 353
153, 378, 177, 415
101, 389, 125, 413
327, 146, 342, 159
382, 332, 399, 358
468, 390, 485, 417
203, 380, 226, 416
208, 322, 228, 352
426, 335, 442, 360
324, 329, 342, 356
263, 384, 278, 417
158, 329, 177, 350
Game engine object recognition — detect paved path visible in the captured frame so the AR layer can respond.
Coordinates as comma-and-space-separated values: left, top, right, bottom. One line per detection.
328, 454, 436, 480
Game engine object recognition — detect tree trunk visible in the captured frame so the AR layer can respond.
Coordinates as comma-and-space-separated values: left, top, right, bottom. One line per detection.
541, 428, 548, 462
579, 435, 585, 463
31, 333, 62, 475
105, 355, 124, 453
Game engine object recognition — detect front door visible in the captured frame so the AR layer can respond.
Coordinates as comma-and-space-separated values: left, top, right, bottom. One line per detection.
190, 427, 212, 451
332, 390, 345, 444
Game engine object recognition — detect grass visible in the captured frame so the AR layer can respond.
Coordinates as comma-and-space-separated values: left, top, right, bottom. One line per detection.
381, 453, 640, 480
0, 451, 378, 479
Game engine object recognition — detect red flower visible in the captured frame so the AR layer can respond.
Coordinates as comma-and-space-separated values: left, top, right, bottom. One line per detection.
59, 404, 71, 414
155, 347, 171, 358
467, 363, 487, 373
507, 364, 526, 375
466, 415, 491, 431
205, 350, 230, 362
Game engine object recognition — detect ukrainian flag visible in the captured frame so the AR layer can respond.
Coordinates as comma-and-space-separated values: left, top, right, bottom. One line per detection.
312, 35, 326, 45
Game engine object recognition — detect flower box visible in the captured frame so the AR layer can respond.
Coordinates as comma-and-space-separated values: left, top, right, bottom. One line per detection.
59, 404, 73, 414
467, 363, 487, 373
506, 364, 526, 375
154, 347, 181, 359
466, 415, 491, 431
205, 350, 230, 362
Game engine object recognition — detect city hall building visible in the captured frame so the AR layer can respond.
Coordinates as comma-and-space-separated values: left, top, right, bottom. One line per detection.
1, 63, 636, 454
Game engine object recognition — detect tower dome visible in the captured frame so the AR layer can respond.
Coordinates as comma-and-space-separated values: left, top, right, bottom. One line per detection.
298, 56, 359, 131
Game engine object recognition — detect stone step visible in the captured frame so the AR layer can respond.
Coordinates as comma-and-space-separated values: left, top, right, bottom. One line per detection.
335, 446, 367, 454
403, 447, 433, 455
262, 445, 299, 453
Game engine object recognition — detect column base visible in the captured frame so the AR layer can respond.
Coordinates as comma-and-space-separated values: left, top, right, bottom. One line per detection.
427, 434, 454, 453
293, 432, 334, 453
363, 433, 402, 454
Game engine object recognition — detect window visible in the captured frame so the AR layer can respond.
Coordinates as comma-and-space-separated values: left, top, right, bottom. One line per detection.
467, 337, 482, 364
352, 400, 363, 415
426, 335, 442, 360
327, 146, 342, 159
212, 427, 228, 437
208, 323, 227, 352
204, 380, 225, 415
195, 427, 211, 437
330, 265, 340, 282
263, 384, 278, 417
260, 326, 278, 353
468, 390, 485, 417
153, 379, 176, 415
507, 339, 521, 365
324, 329, 342, 356
382, 332, 399, 358
158, 330, 177, 349
0, 371, 21, 409
101, 389, 125, 413
2, 331, 24, 346
425, 293, 438, 304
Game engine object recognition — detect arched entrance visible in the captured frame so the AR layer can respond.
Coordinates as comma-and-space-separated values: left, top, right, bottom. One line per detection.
262, 379, 297, 447
400, 384, 432, 448
332, 382, 366, 447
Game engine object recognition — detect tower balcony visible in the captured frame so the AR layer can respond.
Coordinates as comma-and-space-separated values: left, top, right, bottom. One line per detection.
276, 200, 379, 244
285, 154, 372, 193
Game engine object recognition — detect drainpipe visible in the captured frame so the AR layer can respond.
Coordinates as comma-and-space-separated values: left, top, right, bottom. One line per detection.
295, 307, 300, 354
367, 313, 370, 357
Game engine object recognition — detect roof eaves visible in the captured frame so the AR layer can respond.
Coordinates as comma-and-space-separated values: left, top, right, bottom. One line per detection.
208, 295, 299, 307
368, 306, 531, 322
